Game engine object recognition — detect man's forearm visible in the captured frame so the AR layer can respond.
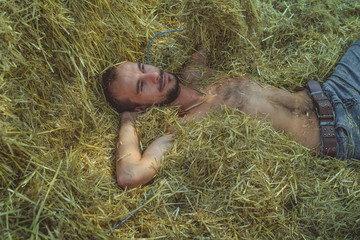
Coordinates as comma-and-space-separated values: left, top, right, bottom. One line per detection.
116, 112, 173, 189
116, 114, 141, 162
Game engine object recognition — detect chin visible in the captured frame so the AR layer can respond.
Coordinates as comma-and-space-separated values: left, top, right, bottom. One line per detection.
157, 73, 180, 106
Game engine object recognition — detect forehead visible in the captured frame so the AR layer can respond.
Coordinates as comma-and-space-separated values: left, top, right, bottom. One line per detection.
112, 62, 141, 87
115, 62, 139, 77
108, 62, 139, 99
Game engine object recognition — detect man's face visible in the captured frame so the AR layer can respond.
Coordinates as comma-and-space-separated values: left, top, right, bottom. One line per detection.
109, 62, 180, 111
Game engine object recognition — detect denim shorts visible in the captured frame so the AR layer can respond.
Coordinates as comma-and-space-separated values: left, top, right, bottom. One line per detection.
322, 38, 360, 159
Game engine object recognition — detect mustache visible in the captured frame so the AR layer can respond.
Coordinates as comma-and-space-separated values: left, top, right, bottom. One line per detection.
159, 69, 164, 92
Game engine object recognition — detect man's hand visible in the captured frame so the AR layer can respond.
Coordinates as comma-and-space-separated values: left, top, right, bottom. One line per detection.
182, 46, 215, 81
121, 111, 137, 124
116, 111, 173, 189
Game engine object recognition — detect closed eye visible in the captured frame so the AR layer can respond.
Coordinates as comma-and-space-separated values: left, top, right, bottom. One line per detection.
137, 61, 145, 73
137, 81, 144, 95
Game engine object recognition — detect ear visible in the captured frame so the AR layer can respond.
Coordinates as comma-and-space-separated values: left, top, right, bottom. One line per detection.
134, 105, 147, 112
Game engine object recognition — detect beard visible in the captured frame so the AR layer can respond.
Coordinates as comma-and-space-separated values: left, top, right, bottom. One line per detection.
156, 72, 180, 107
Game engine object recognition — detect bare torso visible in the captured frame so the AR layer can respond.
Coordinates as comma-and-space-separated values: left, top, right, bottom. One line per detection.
185, 77, 321, 150
115, 55, 323, 189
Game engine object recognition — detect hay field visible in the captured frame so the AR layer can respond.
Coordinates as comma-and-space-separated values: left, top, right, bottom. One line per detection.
1, 0, 360, 239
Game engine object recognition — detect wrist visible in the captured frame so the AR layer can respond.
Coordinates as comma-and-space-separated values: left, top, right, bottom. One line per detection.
121, 112, 137, 124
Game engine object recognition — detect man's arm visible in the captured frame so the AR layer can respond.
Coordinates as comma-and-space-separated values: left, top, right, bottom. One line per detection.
116, 112, 173, 189
182, 46, 215, 81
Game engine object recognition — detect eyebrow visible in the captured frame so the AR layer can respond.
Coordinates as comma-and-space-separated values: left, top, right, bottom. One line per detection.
136, 62, 142, 94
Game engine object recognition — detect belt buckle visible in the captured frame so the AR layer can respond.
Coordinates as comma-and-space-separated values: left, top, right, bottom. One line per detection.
315, 106, 334, 120
317, 113, 334, 120
313, 97, 333, 119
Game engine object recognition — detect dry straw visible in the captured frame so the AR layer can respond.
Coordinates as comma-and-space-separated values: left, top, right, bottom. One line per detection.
1, 0, 360, 239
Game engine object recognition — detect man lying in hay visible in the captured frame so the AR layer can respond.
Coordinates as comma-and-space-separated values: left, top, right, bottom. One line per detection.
102, 38, 360, 189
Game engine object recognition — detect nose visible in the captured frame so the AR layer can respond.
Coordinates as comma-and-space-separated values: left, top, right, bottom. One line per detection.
141, 71, 160, 84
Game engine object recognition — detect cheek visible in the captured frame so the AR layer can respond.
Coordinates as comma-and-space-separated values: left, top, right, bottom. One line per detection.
141, 91, 164, 102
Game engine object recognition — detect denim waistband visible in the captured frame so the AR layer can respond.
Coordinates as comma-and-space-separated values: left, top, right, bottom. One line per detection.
322, 38, 360, 159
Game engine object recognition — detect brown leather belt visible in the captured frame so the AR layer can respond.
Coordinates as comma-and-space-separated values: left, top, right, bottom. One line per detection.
307, 80, 337, 157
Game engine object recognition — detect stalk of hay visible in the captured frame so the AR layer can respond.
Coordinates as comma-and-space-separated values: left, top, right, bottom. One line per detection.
1, 0, 359, 239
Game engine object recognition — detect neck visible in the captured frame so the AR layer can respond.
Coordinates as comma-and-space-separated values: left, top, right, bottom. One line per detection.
169, 84, 205, 111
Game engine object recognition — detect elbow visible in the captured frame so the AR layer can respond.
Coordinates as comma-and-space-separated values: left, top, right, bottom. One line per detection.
116, 161, 155, 189
117, 173, 141, 189
117, 174, 134, 189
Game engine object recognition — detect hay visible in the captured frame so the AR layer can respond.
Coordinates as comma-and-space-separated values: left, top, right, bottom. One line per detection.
1, 0, 360, 239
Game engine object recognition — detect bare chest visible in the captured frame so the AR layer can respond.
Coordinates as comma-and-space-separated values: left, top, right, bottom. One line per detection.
186, 79, 256, 118
185, 78, 321, 149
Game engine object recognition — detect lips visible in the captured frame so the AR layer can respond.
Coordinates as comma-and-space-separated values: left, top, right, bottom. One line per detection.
159, 70, 168, 92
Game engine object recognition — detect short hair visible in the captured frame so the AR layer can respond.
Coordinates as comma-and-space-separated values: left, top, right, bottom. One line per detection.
102, 65, 140, 113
